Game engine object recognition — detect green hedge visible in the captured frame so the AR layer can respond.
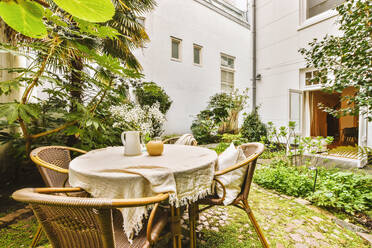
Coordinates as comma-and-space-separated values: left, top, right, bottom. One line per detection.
254, 159, 372, 214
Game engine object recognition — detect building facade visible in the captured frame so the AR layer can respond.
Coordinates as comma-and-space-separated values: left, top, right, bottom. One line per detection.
255, 0, 372, 148
133, 0, 251, 134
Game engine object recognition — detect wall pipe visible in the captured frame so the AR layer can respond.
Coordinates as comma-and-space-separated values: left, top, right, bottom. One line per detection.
252, 0, 257, 111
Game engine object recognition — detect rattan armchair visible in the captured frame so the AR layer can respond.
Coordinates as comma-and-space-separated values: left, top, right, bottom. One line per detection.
163, 134, 197, 146
12, 187, 170, 248
191, 143, 269, 248
30, 146, 87, 188
29, 146, 87, 247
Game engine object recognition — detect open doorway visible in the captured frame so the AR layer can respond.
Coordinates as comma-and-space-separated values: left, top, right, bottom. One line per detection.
309, 87, 358, 147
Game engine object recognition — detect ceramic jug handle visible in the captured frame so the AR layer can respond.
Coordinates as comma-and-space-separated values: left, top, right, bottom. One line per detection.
121, 131, 126, 146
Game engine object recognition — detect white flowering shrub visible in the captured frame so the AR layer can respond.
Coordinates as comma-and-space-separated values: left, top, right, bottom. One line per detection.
110, 102, 166, 137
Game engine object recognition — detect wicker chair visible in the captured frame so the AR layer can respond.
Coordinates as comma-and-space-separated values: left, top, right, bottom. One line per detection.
163, 134, 197, 146
190, 143, 269, 248
30, 146, 87, 188
12, 187, 170, 248
29, 146, 87, 247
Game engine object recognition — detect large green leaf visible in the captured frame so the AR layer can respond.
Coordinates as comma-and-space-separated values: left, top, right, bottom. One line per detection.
0, 0, 46, 38
52, 0, 115, 23
0, 103, 19, 124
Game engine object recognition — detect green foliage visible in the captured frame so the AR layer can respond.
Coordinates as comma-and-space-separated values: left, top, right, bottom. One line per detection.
191, 90, 248, 144
0, 0, 116, 38
254, 160, 314, 197
52, 0, 115, 23
299, 0, 372, 121
254, 159, 372, 214
241, 109, 267, 142
191, 110, 221, 144
0, 0, 47, 38
308, 171, 372, 214
134, 81, 172, 114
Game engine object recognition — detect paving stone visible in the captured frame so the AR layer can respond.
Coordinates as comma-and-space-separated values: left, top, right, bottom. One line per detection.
290, 233, 303, 242
310, 216, 323, 223
304, 237, 319, 247
294, 243, 308, 248
199, 215, 207, 221
211, 227, 219, 232
333, 229, 340, 235
318, 226, 328, 232
356, 232, 372, 246
294, 198, 311, 205
296, 229, 309, 236
312, 231, 325, 240
333, 218, 368, 233
276, 243, 285, 248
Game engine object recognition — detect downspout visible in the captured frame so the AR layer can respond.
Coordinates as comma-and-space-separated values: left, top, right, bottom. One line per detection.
252, 0, 257, 111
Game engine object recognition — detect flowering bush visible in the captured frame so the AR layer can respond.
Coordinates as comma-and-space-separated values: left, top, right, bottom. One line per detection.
110, 102, 166, 137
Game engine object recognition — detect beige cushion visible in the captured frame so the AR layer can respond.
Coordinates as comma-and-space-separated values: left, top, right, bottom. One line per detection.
216, 143, 247, 205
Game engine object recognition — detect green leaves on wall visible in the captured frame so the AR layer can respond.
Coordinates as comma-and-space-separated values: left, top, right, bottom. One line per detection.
0, 0, 115, 38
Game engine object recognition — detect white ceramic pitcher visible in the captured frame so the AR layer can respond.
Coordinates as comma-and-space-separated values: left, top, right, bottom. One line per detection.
121, 131, 142, 156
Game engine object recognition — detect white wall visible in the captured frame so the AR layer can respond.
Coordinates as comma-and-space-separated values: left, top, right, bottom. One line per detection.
255, 0, 339, 128
134, 0, 251, 134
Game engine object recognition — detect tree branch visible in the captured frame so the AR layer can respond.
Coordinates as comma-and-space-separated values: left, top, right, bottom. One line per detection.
31, 0, 50, 8
30, 120, 78, 139
21, 36, 59, 104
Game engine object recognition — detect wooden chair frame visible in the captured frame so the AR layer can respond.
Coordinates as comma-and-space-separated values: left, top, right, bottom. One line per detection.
193, 143, 270, 248
13, 187, 170, 248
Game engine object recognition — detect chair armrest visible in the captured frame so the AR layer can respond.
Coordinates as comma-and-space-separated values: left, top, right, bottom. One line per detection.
214, 152, 260, 176
35, 187, 83, 193
213, 177, 226, 204
63, 146, 87, 154
30, 156, 69, 174
111, 193, 169, 207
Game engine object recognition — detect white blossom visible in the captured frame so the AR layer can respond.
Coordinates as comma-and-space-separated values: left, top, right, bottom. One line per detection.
110, 102, 166, 136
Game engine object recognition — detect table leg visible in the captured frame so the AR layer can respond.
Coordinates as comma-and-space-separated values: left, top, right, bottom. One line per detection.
188, 203, 197, 248
171, 206, 182, 248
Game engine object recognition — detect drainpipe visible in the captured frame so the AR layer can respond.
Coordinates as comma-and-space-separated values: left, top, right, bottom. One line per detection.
252, 0, 257, 111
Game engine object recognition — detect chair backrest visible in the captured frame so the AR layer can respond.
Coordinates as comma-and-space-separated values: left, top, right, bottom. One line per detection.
174, 134, 197, 146
238, 143, 265, 201
12, 188, 169, 248
30, 146, 86, 187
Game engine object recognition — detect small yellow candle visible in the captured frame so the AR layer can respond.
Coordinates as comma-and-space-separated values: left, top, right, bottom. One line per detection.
146, 140, 164, 156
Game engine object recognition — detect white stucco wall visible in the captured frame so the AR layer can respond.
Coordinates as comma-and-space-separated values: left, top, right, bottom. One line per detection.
255, 0, 339, 127
133, 0, 252, 135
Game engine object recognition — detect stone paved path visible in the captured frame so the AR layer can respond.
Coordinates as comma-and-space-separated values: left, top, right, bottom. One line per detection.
191, 184, 370, 248
1, 183, 370, 248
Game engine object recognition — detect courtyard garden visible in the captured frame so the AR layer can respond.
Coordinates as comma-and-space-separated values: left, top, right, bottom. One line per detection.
0, 0, 371, 247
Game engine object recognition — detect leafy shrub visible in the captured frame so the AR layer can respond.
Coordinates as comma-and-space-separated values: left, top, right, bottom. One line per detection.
241, 109, 267, 142
191, 90, 248, 144
134, 82, 172, 114
191, 110, 221, 144
254, 160, 314, 197
253, 159, 372, 214
212, 142, 230, 154
308, 171, 372, 214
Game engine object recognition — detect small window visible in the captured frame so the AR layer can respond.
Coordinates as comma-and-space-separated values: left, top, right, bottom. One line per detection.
171, 37, 182, 61
306, 0, 343, 19
305, 70, 327, 86
220, 54, 235, 93
193, 44, 202, 65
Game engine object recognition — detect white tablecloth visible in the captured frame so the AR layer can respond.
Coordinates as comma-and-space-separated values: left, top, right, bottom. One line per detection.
69, 145, 217, 240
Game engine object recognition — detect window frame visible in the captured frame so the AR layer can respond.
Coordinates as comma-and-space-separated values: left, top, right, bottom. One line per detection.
288, 89, 303, 134
170, 37, 182, 62
193, 44, 203, 66
298, 0, 340, 30
220, 53, 235, 93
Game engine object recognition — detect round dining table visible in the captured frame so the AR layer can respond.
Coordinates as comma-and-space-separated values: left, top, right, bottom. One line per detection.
69, 144, 218, 248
